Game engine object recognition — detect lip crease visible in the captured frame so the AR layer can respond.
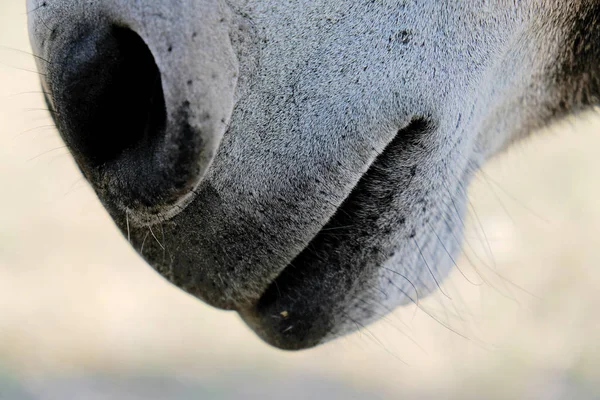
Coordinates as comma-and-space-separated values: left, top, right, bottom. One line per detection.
237, 118, 431, 350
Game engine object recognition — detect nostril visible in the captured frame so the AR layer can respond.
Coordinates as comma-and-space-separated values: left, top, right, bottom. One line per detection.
46, 18, 234, 218
56, 26, 166, 167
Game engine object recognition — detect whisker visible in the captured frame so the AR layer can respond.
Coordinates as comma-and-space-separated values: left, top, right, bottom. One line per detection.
34, 11, 54, 32
0, 45, 52, 64
418, 303, 482, 344
64, 177, 85, 196
140, 232, 150, 256
0, 62, 45, 76
357, 296, 427, 352
319, 225, 355, 232
149, 226, 165, 250
25, 2, 48, 15
387, 275, 478, 342
457, 180, 498, 270
479, 170, 552, 225
428, 221, 483, 286
440, 179, 500, 276
342, 311, 408, 365
24, 108, 61, 117
412, 238, 451, 299
440, 208, 519, 303
26, 145, 67, 161
494, 273, 540, 301
47, 152, 74, 165
384, 277, 419, 320
126, 210, 131, 244
473, 171, 517, 226
382, 266, 420, 306
7, 90, 52, 98
440, 188, 520, 297
441, 172, 534, 302
160, 223, 167, 262
12, 124, 56, 140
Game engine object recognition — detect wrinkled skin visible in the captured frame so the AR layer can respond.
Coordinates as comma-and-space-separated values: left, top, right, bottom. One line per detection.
28, 0, 599, 350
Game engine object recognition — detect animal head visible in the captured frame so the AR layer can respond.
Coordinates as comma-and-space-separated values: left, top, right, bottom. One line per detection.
27, 0, 599, 350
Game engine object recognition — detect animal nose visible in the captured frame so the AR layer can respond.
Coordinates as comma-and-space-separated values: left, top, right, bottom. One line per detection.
54, 26, 167, 172
30, 2, 238, 221
46, 24, 212, 218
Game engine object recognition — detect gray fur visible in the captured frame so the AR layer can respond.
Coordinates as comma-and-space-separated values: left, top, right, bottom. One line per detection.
27, 0, 599, 349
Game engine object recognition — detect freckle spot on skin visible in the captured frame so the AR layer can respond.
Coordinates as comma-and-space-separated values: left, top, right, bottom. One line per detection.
49, 28, 58, 42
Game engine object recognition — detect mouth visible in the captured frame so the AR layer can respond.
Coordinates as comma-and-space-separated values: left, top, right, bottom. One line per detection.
105, 111, 436, 351
238, 118, 431, 350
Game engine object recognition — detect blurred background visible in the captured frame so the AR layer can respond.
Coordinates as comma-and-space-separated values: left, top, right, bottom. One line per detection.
1, 1, 600, 399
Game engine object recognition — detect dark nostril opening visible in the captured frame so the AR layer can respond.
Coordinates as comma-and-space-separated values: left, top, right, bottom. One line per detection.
58, 26, 166, 167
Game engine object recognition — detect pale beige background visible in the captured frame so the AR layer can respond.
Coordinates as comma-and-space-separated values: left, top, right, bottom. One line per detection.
1, 1, 599, 398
